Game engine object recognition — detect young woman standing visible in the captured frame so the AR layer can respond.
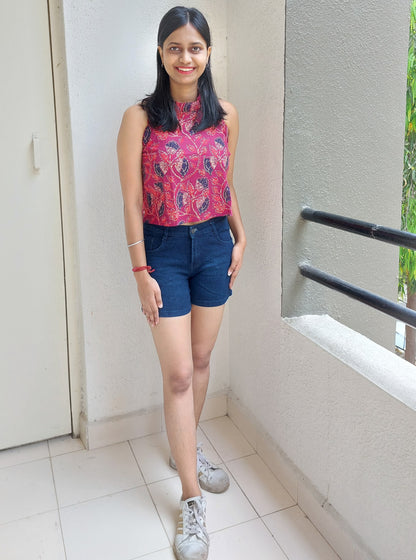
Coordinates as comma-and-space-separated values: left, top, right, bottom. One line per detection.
117, 7, 246, 559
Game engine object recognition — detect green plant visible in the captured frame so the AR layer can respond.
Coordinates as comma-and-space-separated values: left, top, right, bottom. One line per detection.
399, 0, 416, 362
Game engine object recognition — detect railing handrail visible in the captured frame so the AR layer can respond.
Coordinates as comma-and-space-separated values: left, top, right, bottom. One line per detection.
299, 264, 416, 329
299, 207, 416, 329
301, 207, 416, 251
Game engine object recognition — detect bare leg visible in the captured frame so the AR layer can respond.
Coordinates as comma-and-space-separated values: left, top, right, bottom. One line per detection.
151, 313, 200, 500
191, 304, 226, 427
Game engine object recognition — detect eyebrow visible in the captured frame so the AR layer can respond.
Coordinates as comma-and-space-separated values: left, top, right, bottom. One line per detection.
167, 41, 204, 46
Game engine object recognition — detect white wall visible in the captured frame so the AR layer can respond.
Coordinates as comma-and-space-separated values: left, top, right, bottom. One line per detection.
227, 0, 285, 432
62, 0, 229, 424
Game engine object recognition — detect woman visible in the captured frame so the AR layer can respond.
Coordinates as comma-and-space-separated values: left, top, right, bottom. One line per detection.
117, 7, 246, 560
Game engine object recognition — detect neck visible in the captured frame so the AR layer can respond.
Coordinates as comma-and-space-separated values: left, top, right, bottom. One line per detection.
170, 83, 198, 103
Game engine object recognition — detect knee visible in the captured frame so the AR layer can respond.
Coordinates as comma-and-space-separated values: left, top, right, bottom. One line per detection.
165, 367, 193, 394
192, 349, 211, 373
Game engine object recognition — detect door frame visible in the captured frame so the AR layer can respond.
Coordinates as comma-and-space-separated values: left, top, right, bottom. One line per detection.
48, 0, 84, 437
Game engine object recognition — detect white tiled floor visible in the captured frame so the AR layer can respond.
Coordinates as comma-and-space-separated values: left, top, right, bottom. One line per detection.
0, 416, 340, 560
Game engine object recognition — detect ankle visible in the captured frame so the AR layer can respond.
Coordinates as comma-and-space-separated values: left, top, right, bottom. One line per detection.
181, 491, 202, 501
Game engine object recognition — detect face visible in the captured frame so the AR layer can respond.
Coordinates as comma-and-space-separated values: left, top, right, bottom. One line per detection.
158, 23, 211, 89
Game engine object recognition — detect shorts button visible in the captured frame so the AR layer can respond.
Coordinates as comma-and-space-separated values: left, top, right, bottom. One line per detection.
191, 227, 197, 234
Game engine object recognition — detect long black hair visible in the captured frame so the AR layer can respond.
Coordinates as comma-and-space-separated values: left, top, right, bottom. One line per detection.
141, 6, 226, 132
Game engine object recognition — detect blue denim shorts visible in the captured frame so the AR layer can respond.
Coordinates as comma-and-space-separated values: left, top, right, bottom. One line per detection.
143, 217, 233, 317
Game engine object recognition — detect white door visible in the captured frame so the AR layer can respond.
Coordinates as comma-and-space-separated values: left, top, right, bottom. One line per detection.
0, 1, 71, 449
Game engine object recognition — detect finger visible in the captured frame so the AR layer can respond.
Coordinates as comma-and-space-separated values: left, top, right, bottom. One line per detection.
228, 254, 240, 276
148, 302, 160, 326
155, 290, 163, 309
151, 311, 159, 326
229, 267, 239, 289
141, 306, 155, 326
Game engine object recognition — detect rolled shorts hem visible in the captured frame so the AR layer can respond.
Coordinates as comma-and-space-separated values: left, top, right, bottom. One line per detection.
157, 293, 232, 318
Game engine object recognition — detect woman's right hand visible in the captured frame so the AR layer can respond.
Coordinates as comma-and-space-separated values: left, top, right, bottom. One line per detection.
136, 274, 163, 327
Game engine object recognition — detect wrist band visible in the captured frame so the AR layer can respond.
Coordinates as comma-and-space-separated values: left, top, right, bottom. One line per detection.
128, 239, 144, 248
132, 265, 155, 273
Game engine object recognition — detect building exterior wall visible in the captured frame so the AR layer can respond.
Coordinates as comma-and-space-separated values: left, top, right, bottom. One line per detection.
227, 1, 414, 559
282, 0, 409, 349
229, 315, 416, 560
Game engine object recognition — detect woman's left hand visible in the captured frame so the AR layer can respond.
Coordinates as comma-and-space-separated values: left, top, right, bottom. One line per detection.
228, 241, 245, 289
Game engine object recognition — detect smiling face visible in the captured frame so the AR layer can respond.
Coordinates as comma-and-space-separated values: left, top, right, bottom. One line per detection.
158, 23, 211, 98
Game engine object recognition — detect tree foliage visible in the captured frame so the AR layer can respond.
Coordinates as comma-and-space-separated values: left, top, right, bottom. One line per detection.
400, 0, 416, 298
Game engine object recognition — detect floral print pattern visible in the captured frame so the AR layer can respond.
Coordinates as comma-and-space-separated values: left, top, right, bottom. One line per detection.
142, 97, 232, 225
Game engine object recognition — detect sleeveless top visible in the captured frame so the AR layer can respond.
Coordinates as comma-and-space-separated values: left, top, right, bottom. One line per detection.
141, 96, 232, 226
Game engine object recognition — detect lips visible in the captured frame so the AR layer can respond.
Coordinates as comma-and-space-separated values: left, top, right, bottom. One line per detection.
176, 67, 195, 74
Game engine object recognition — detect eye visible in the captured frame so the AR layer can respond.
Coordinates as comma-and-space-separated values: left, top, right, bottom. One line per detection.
191, 46, 202, 53
169, 46, 180, 52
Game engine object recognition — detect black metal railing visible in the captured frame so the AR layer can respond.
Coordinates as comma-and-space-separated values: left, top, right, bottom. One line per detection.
301, 207, 416, 251
300, 207, 416, 329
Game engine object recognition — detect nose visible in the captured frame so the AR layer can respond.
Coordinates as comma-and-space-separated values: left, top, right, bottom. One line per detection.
179, 50, 192, 64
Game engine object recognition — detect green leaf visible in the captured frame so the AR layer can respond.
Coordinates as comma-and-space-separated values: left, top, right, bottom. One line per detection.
399, 0, 416, 298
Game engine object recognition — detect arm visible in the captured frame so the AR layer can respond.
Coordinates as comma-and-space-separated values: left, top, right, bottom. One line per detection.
117, 105, 163, 326
221, 100, 247, 289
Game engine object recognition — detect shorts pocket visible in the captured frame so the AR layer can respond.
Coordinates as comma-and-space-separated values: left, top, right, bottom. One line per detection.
143, 229, 168, 253
210, 219, 233, 246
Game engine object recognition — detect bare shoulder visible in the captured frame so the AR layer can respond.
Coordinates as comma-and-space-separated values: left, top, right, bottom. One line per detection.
219, 99, 238, 120
121, 103, 148, 131
117, 103, 148, 153
219, 98, 238, 128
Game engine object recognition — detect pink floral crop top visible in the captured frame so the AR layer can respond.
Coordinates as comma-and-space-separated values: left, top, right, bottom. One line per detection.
141, 96, 232, 226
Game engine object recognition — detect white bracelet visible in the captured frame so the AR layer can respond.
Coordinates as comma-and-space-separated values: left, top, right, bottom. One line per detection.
128, 239, 144, 248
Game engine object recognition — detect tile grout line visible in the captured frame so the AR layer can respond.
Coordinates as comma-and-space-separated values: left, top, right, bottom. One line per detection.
0, 507, 63, 530
128, 438, 174, 553
199, 417, 256, 464
143, 482, 174, 553
57, 484, 149, 512
209, 417, 328, 558
0, 453, 50, 471
127, 439, 147, 483
292, 506, 342, 560
198, 418, 276, 547
0, 436, 85, 471
222, 460, 263, 518
223, 459, 299, 522
225, 416, 343, 558
1, 420, 341, 559
258, 513, 291, 560
49, 440, 148, 510
201, 425, 296, 560
47, 443, 69, 560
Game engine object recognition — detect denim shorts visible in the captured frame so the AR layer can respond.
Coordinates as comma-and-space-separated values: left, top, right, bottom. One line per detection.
143, 217, 233, 317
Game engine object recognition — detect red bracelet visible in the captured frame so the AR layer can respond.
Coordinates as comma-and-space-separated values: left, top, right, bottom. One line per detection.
132, 265, 155, 273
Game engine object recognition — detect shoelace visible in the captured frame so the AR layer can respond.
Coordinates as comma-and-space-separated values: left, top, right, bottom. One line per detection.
182, 500, 208, 543
197, 446, 217, 475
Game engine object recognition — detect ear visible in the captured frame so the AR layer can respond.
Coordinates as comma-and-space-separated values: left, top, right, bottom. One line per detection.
158, 45, 163, 64
207, 46, 212, 63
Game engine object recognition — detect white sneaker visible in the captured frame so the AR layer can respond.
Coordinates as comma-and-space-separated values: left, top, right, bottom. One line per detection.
196, 446, 230, 494
169, 445, 230, 494
174, 496, 209, 560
